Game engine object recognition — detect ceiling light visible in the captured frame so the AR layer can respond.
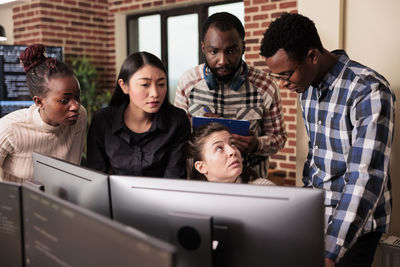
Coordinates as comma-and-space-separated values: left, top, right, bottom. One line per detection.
0, 25, 7, 42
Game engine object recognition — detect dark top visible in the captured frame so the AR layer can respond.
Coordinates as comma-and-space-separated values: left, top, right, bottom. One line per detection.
86, 102, 191, 178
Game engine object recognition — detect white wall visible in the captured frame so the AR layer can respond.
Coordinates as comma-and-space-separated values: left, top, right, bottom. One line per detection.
298, 0, 400, 239
0, 4, 15, 45
114, 13, 127, 79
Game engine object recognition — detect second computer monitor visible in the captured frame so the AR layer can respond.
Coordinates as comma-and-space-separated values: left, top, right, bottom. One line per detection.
0, 181, 23, 267
32, 152, 111, 218
109, 176, 325, 267
22, 185, 176, 267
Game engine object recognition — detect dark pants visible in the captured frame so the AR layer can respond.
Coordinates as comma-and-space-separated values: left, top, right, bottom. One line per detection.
336, 232, 382, 267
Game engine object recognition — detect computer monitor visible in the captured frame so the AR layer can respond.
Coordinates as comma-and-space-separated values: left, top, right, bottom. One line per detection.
0, 45, 63, 117
21, 185, 176, 267
32, 152, 112, 218
0, 181, 23, 267
109, 176, 325, 267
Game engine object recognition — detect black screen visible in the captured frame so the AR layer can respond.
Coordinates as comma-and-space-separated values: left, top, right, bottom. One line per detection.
22, 185, 176, 267
0, 45, 62, 117
0, 181, 23, 267
110, 176, 325, 267
32, 152, 112, 218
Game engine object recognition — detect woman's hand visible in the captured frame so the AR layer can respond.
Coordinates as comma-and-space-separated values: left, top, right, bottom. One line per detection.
325, 258, 335, 267
203, 112, 220, 118
231, 134, 258, 153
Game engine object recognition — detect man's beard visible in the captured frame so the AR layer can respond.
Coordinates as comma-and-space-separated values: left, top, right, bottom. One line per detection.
206, 61, 240, 83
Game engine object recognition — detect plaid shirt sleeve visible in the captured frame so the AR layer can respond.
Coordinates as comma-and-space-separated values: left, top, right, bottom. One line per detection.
248, 68, 287, 156
301, 125, 313, 186
174, 81, 189, 114
257, 78, 287, 155
325, 82, 395, 261
174, 66, 203, 117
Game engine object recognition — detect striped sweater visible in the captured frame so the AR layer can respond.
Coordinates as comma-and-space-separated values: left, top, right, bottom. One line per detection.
175, 62, 287, 178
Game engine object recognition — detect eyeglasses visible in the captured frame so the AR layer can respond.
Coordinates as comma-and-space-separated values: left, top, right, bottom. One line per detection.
268, 63, 300, 82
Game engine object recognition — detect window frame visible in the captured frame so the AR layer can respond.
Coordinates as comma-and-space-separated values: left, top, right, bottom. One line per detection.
126, 0, 242, 72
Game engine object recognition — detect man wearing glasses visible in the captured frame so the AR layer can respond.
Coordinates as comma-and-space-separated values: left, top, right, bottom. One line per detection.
260, 13, 395, 267
175, 12, 287, 179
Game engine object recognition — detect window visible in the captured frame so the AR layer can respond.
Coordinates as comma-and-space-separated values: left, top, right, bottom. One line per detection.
127, 1, 244, 102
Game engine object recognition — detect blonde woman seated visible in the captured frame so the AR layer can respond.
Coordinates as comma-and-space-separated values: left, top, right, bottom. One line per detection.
187, 122, 274, 185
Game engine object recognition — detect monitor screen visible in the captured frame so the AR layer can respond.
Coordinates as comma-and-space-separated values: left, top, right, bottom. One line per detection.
32, 152, 112, 218
0, 45, 63, 117
0, 181, 23, 267
22, 185, 176, 267
109, 176, 325, 267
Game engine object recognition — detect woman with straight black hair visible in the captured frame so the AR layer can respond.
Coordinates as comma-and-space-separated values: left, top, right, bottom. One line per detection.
87, 51, 190, 178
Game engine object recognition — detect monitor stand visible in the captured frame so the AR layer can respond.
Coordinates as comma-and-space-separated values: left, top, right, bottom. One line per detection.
169, 212, 213, 267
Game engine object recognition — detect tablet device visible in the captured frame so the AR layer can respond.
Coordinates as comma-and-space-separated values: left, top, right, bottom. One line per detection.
192, 117, 250, 136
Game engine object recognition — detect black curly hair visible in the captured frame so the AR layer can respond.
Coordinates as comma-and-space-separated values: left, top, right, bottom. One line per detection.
201, 12, 245, 42
19, 44, 75, 98
260, 13, 323, 62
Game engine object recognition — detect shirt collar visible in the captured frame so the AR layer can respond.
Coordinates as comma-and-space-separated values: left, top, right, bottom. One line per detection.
111, 101, 168, 135
317, 49, 350, 91
203, 60, 248, 91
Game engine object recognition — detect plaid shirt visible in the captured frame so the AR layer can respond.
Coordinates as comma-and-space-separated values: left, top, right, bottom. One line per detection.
301, 50, 395, 262
174, 62, 287, 178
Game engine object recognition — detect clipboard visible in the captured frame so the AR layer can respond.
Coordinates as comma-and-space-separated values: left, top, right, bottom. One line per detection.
192, 117, 250, 136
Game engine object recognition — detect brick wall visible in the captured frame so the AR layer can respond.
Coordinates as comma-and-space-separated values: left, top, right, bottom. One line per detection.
12, 0, 298, 185
243, 0, 297, 185
12, 0, 115, 91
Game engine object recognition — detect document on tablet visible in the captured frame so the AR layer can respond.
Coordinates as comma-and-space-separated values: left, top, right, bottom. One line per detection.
192, 116, 250, 136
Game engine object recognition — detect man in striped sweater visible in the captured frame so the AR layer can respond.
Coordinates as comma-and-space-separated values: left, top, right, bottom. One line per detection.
174, 12, 287, 178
